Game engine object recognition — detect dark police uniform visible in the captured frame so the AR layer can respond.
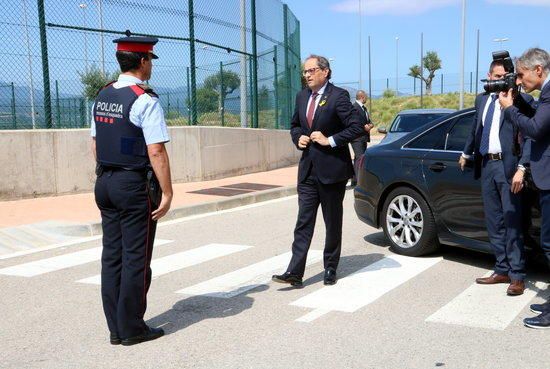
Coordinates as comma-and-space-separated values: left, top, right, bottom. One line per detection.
91, 35, 169, 342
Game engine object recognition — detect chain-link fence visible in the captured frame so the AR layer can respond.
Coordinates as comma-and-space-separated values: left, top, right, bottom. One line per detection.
0, 0, 301, 130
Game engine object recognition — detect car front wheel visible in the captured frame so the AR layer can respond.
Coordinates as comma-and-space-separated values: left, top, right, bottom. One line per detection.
381, 187, 439, 256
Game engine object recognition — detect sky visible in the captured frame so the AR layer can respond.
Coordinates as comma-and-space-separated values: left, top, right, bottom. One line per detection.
284, 0, 550, 93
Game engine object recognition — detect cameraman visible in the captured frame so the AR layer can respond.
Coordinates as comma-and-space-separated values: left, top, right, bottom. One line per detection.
500, 47, 550, 329
459, 58, 534, 297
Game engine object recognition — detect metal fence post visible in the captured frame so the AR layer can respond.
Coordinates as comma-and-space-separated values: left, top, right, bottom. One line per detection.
188, 0, 197, 125
10, 82, 16, 129
441, 74, 443, 94
37, 0, 52, 128
469, 71, 473, 93
249, 56, 254, 126
220, 61, 225, 127
273, 45, 279, 129
251, 0, 259, 128
79, 98, 85, 127
186, 66, 191, 125
55, 80, 60, 126
283, 4, 291, 129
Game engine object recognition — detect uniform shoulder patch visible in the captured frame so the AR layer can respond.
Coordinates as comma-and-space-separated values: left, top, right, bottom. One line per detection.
133, 83, 159, 98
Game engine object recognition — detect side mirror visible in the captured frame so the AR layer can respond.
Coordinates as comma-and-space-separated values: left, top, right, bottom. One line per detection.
377, 127, 387, 134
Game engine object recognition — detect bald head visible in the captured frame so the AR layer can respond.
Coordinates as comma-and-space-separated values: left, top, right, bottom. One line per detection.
356, 90, 367, 104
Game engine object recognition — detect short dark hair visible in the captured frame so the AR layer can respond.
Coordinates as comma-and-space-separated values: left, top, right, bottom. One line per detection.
116, 51, 150, 72
306, 54, 332, 80
489, 59, 506, 74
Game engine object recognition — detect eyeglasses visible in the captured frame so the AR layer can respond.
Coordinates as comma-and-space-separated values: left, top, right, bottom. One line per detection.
302, 67, 322, 76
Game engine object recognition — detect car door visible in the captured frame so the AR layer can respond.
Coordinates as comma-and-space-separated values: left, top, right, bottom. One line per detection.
421, 111, 487, 241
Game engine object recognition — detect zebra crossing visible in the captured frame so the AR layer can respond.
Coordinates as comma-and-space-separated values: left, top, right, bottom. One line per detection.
0, 237, 546, 331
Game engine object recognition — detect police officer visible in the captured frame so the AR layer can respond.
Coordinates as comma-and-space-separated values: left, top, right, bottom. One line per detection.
91, 33, 173, 345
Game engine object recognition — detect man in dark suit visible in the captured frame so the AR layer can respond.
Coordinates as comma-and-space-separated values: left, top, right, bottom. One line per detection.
350, 90, 373, 186
500, 47, 550, 329
272, 55, 364, 287
459, 59, 534, 296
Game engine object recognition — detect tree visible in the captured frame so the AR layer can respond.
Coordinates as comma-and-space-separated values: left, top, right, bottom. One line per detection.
79, 65, 120, 100
408, 51, 442, 95
193, 87, 218, 114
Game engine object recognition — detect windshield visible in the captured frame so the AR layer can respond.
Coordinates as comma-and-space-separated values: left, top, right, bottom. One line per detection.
389, 113, 448, 133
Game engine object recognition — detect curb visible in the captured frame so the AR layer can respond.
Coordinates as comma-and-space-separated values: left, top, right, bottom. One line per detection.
65, 185, 298, 237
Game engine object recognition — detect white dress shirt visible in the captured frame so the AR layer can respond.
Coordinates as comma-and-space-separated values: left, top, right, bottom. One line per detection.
482, 93, 502, 154
306, 81, 339, 147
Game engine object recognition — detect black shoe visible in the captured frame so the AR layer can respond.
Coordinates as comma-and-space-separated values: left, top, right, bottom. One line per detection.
530, 301, 550, 314
524, 311, 550, 329
121, 326, 164, 346
272, 272, 303, 287
324, 268, 337, 285
110, 332, 121, 345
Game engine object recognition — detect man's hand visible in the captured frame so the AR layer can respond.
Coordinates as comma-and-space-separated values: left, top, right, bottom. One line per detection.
499, 89, 514, 110
511, 169, 525, 194
458, 156, 468, 171
298, 135, 311, 149
152, 193, 173, 221
310, 131, 330, 146
364, 123, 374, 132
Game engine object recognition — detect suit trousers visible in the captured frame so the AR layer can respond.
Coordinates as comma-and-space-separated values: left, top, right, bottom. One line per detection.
94, 169, 157, 339
350, 140, 367, 183
539, 189, 550, 267
481, 159, 525, 280
287, 165, 347, 277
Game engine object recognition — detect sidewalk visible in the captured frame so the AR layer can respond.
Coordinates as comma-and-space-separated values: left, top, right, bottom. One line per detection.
0, 166, 298, 255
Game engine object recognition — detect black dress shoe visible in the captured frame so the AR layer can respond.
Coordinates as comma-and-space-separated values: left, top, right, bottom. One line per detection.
121, 326, 164, 346
524, 311, 550, 329
530, 301, 550, 314
272, 272, 303, 287
110, 332, 121, 345
324, 268, 337, 285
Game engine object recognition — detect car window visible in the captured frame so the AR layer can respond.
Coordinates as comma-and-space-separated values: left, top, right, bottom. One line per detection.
445, 113, 475, 151
390, 113, 448, 132
404, 120, 452, 150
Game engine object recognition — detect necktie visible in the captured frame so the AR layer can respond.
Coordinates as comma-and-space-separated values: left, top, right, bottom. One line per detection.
306, 92, 318, 128
362, 105, 369, 120
479, 95, 498, 156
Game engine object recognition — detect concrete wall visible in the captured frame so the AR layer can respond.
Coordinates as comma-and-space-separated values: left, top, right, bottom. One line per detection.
1, 127, 300, 200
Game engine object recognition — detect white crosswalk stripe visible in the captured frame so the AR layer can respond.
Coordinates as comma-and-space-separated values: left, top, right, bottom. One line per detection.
176, 250, 323, 298
291, 255, 442, 322
0, 239, 173, 277
76, 243, 252, 285
426, 272, 549, 330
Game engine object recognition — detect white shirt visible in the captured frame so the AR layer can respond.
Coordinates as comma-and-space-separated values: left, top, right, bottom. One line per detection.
91, 74, 170, 145
306, 81, 339, 147
481, 93, 502, 154
542, 74, 550, 91
355, 100, 369, 120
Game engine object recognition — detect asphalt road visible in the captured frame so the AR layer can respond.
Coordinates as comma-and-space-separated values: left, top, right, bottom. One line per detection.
1, 190, 549, 369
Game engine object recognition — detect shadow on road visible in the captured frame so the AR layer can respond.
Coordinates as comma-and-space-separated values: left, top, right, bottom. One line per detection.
147, 284, 268, 336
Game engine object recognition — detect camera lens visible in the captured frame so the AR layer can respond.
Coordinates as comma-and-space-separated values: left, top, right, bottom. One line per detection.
483, 79, 507, 93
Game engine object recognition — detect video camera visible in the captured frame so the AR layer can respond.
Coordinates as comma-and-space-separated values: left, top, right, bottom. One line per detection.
482, 51, 518, 94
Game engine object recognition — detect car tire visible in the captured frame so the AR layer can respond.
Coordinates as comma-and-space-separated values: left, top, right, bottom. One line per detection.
381, 187, 439, 256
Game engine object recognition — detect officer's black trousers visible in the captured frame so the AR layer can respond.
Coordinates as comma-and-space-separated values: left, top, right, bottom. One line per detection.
94, 169, 157, 339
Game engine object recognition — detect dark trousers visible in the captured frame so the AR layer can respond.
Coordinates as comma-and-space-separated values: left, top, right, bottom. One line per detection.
94, 169, 157, 339
539, 189, 550, 267
287, 165, 347, 277
481, 159, 525, 280
350, 140, 367, 184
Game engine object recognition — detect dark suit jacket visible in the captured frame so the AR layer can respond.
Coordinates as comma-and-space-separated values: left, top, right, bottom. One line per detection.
463, 92, 534, 181
290, 83, 364, 184
351, 102, 370, 143
505, 82, 550, 190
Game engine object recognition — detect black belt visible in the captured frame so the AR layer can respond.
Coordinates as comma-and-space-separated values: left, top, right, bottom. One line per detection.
484, 153, 502, 161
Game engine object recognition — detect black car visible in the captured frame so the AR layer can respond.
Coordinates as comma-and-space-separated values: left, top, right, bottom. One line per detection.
354, 108, 540, 257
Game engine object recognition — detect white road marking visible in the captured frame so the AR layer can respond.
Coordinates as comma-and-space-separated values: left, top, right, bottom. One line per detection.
426, 272, 549, 330
0, 239, 172, 277
77, 243, 252, 285
292, 255, 442, 322
0, 236, 102, 261
177, 250, 323, 298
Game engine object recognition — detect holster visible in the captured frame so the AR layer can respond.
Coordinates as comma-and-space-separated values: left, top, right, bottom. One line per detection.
146, 169, 162, 209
